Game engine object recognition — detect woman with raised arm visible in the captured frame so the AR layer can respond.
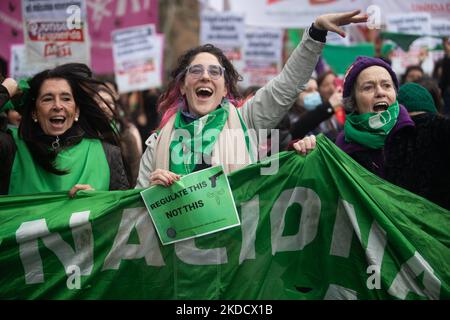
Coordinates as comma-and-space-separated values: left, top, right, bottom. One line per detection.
136, 11, 368, 188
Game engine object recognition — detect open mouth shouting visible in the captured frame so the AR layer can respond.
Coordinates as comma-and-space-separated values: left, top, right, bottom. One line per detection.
373, 102, 389, 113
49, 115, 67, 129
195, 87, 214, 100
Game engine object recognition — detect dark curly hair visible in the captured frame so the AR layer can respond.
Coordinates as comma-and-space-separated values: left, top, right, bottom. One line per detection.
20, 63, 119, 175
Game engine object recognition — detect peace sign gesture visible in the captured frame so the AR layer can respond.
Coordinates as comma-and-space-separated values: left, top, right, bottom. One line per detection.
314, 10, 369, 38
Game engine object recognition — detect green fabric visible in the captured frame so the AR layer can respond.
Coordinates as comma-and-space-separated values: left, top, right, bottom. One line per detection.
286, 28, 304, 56
8, 128, 110, 195
169, 101, 229, 175
323, 43, 375, 75
322, 43, 395, 76
344, 101, 400, 149
286, 34, 394, 76
380, 31, 444, 52
0, 135, 449, 299
398, 83, 437, 114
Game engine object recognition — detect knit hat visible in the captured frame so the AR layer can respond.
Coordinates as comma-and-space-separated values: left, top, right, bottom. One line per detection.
398, 82, 437, 114
343, 56, 399, 98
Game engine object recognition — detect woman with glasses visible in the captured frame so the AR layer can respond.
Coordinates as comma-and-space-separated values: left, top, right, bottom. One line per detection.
136, 10, 368, 188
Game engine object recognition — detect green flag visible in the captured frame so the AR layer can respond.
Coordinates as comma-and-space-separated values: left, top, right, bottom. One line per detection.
0, 135, 448, 299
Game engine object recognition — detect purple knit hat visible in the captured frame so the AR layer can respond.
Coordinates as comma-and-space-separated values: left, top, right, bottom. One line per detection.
343, 56, 399, 98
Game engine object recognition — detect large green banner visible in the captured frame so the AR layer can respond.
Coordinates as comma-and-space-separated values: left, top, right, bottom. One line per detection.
0, 135, 449, 299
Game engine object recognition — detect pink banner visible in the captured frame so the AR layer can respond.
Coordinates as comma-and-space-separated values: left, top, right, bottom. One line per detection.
0, 0, 159, 75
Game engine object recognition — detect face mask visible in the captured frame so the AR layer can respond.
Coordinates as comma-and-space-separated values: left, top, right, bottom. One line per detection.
303, 92, 322, 110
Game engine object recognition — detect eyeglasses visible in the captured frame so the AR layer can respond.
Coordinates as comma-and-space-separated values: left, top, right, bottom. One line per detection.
185, 64, 225, 80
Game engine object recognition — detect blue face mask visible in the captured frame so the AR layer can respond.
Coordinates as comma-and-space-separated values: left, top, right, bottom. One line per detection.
303, 92, 322, 110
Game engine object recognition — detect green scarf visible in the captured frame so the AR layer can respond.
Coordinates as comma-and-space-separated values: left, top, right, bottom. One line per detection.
8, 128, 110, 195
344, 100, 400, 149
169, 102, 229, 175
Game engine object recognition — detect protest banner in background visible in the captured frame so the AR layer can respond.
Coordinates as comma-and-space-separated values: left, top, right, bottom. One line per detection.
228, 0, 363, 28
0, 0, 159, 74
431, 20, 450, 37
86, 0, 159, 74
370, 0, 450, 21
386, 13, 432, 35
228, 0, 449, 28
112, 24, 163, 93
0, 135, 449, 299
240, 27, 284, 88
200, 11, 245, 62
141, 166, 240, 245
10, 44, 43, 81
21, 0, 90, 69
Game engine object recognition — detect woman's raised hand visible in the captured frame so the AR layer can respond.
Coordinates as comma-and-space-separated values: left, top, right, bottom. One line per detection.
2, 78, 19, 98
314, 10, 369, 38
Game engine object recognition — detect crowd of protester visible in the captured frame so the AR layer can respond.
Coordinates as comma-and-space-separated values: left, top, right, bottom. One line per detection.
1, 13, 449, 210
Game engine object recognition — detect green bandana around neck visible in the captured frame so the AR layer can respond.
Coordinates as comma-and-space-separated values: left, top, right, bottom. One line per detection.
169, 100, 230, 174
344, 100, 400, 149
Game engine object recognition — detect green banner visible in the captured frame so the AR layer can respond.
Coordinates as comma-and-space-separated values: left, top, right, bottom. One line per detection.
0, 135, 449, 299
141, 165, 240, 245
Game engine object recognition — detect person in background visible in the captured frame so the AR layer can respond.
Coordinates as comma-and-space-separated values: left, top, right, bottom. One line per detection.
307, 70, 344, 141
136, 10, 368, 188
287, 78, 318, 133
317, 70, 337, 104
401, 65, 424, 84
294, 56, 450, 210
398, 82, 437, 116
0, 63, 129, 196
132, 89, 162, 151
289, 76, 344, 142
415, 76, 444, 114
96, 83, 143, 187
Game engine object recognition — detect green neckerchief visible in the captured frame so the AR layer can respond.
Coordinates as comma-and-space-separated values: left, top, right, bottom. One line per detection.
344, 100, 400, 149
169, 101, 230, 175
8, 128, 110, 195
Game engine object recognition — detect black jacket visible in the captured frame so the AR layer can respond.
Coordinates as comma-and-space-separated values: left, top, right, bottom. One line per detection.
384, 113, 450, 210
336, 112, 450, 210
